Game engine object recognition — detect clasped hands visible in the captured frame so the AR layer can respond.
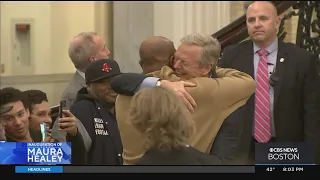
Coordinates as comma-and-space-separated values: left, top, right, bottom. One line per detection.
160, 80, 197, 113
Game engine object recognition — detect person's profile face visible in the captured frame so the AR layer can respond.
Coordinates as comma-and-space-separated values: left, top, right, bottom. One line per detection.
93, 35, 110, 60
0, 101, 30, 140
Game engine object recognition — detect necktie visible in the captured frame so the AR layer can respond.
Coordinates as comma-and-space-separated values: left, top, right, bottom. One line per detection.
254, 49, 271, 143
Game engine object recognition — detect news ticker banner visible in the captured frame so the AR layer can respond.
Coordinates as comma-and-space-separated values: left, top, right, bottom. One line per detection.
0, 142, 71, 165
6, 165, 319, 173
255, 142, 315, 164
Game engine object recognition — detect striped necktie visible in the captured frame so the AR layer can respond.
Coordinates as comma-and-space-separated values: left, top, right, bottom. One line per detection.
254, 49, 271, 143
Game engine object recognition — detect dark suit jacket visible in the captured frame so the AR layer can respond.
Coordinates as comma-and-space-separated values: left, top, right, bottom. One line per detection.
136, 146, 221, 165
208, 71, 249, 164
218, 40, 320, 162
210, 106, 247, 164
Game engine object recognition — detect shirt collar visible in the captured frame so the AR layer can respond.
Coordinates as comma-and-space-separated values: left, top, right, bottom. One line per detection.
77, 70, 85, 79
253, 38, 278, 55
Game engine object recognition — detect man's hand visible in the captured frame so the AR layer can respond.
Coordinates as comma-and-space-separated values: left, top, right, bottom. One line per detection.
43, 136, 56, 142
58, 110, 78, 136
160, 80, 197, 113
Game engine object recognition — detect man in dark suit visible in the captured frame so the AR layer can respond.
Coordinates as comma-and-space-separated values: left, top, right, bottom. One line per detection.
218, 1, 320, 163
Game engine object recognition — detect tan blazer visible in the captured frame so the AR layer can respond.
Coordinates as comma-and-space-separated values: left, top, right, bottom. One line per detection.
115, 66, 256, 165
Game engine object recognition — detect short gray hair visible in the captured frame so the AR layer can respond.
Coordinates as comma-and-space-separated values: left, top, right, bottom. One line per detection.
180, 32, 221, 67
68, 32, 99, 70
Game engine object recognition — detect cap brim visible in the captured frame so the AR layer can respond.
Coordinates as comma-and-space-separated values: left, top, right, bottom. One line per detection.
86, 73, 123, 84
0, 106, 13, 114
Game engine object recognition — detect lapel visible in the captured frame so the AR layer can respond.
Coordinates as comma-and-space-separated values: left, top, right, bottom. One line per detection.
74, 72, 86, 87
273, 41, 289, 106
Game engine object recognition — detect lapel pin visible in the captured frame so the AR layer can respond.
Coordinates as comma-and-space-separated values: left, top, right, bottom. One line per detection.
280, 58, 284, 63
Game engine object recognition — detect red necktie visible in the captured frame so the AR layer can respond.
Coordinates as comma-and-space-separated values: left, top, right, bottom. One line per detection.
254, 49, 271, 143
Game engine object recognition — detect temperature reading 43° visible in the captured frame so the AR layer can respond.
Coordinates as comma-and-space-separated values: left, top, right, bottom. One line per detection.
266, 167, 275, 172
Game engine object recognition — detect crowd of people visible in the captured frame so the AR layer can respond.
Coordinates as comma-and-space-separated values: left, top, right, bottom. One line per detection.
1, 1, 319, 165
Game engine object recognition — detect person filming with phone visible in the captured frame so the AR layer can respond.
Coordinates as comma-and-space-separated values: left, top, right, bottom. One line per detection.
0, 88, 87, 164
69, 59, 123, 165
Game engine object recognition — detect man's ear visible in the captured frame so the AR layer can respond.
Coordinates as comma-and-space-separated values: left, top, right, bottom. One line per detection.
169, 55, 175, 68
25, 108, 30, 117
89, 56, 96, 63
201, 64, 213, 76
139, 60, 143, 68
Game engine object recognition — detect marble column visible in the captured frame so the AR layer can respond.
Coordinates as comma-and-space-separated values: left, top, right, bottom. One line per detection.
113, 1, 154, 73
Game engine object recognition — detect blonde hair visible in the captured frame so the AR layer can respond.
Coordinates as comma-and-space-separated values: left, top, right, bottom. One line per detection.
129, 87, 195, 151
180, 32, 221, 67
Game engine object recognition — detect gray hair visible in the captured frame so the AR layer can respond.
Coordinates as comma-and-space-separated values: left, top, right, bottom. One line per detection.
68, 32, 99, 70
180, 32, 221, 67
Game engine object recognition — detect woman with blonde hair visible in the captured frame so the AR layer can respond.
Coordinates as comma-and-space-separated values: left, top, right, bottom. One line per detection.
129, 86, 221, 165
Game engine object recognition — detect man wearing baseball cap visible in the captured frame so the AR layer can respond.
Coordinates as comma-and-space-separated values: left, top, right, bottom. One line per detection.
69, 59, 123, 165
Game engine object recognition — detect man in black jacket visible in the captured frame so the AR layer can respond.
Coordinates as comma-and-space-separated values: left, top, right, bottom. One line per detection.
70, 59, 123, 165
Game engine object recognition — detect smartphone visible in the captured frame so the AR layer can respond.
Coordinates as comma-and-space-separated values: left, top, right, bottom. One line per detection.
59, 99, 67, 118
40, 123, 47, 141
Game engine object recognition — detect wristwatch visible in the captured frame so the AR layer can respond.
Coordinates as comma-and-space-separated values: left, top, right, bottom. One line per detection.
156, 80, 161, 86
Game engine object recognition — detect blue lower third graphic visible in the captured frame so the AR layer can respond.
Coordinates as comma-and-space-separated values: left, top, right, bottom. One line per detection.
15, 166, 63, 173
0, 142, 71, 164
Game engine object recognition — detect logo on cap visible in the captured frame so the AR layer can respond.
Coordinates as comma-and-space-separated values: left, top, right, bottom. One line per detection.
102, 63, 112, 72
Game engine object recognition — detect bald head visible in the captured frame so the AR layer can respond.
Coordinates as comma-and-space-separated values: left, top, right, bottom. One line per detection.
139, 36, 176, 74
246, 1, 281, 48
247, 1, 278, 17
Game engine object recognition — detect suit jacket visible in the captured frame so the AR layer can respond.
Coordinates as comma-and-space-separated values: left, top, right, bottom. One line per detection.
136, 146, 222, 165
112, 66, 256, 164
218, 40, 320, 162
61, 71, 86, 109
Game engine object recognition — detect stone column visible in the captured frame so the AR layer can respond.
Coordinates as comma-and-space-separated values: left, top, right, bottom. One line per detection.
113, 1, 154, 73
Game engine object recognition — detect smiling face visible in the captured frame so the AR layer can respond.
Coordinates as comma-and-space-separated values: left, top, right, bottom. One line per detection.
29, 101, 52, 130
89, 78, 118, 104
0, 101, 30, 140
173, 43, 211, 80
246, 1, 281, 48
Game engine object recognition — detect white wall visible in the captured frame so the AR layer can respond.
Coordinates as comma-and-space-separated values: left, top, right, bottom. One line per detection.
0, 1, 112, 76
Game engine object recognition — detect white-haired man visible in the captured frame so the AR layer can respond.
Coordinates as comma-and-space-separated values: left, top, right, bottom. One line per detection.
62, 32, 111, 109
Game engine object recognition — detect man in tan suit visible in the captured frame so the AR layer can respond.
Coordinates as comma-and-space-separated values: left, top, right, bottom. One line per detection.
111, 33, 256, 165
61, 32, 111, 109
